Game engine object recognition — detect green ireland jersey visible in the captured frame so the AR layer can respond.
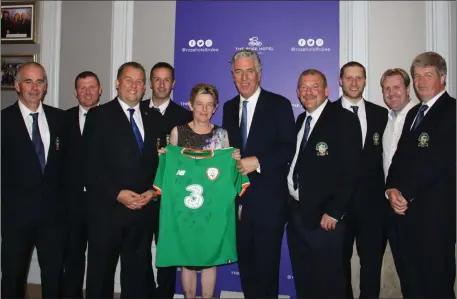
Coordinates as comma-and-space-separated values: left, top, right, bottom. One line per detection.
153, 145, 250, 267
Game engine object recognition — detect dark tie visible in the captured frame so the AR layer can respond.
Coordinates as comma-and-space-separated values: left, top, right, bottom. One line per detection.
351, 105, 359, 116
240, 100, 249, 151
293, 115, 312, 189
411, 105, 429, 130
153, 107, 161, 113
30, 112, 45, 172
127, 108, 144, 152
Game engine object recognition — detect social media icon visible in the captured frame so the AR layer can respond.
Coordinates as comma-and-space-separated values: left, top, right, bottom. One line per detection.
298, 39, 306, 47
205, 39, 213, 47
316, 38, 324, 47
307, 39, 315, 46
197, 39, 204, 47
188, 40, 196, 47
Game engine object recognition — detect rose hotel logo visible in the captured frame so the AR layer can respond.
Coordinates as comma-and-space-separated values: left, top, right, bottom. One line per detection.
291, 38, 331, 52
235, 36, 274, 54
182, 38, 219, 53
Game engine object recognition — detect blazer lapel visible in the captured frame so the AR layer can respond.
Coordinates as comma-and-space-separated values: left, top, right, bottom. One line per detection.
43, 106, 58, 171
113, 100, 143, 156
246, 90, 268, 151
363, 100, 373, 147
305, 102, 332, 150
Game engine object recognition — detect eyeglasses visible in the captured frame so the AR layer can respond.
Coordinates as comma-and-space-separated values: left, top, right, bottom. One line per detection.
298, 84, 322, 92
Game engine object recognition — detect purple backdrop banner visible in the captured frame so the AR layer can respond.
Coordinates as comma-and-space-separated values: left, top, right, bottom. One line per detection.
173, 1, 339, 297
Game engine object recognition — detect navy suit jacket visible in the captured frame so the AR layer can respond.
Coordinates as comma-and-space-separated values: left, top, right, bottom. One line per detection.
84, 99, 164, 227
222, 89, 296, 226
1, 101, 66, 229
334, 98, 388, 215
289, 101, 362, 229
386, 92, 456, 242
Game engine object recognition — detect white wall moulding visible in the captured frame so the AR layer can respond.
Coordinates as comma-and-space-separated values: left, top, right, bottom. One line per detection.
40, 1, 62, 108
425, 1, 453, 97
110, 1, 134, 100
339, 1, 369, 98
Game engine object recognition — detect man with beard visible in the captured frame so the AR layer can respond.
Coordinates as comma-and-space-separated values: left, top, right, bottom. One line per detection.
84, 62, 163, 298
61, 71, 102, 298
140, 62, 192, 298
1, 62, 66, 298
335, 61, 388, 298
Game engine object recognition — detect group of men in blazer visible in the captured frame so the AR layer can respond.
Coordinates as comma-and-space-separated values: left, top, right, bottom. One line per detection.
1, 49, 454, 299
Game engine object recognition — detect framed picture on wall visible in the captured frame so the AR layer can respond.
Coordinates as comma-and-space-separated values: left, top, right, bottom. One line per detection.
1, 53, 37, 89
1, 2, 37, 43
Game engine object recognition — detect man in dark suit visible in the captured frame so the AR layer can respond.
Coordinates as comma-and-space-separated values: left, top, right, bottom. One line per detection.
222, 49, 296, 298
386, 51, 456, 298
140, 62, 192, 298
286, 69, 362, 298
84, 62, 162, 298
335, 61, 388, 298
1, 62, 66, 298
60, 71, 102, 298
141, 62, 192, 136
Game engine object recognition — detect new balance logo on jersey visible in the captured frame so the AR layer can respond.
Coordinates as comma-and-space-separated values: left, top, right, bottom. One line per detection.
176, 170, 186, 176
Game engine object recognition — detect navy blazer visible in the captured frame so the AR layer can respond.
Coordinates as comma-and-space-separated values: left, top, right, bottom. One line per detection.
334, 98, 388, 214
222, 89, 296, 226
289, 101, 362, 229
83, 99, 164, 227
386, 92, 456, 242
1, 101, 66, 228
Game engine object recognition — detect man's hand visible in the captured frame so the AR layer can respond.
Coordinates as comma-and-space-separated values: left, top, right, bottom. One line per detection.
386, 188, 408, 215
135, 190, 157, 208
232, 149, 241, 161
117, 190, 142, 210
237, 156, 259, 175
320, 213, 337, 231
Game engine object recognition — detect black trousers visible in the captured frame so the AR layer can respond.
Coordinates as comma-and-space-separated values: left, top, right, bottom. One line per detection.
61, 204, 88, 298
343, 210, 387, 298
287, 220, 346, 298
236, 213, 284, 298
86, 222, 155, 298
1, 220, 65, 298
150, 202, 176, 299
389, 217, 455, 298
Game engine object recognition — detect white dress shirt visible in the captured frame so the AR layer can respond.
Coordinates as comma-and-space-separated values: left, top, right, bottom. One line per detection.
409, 90, 445, 130
341, 97, 367, 147
149, 98, 171, 115
382, 100, 417, 180
79, 105, 88, 134
238, 87, 261, 138
18, 100, 51, 162
287, 100, 328, 201
118, 98, 145, 140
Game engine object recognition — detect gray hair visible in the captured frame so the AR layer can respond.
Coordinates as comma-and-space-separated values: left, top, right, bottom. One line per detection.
410, 51, 447, 78
15, 62, 48, 84
231, 49, 262, 73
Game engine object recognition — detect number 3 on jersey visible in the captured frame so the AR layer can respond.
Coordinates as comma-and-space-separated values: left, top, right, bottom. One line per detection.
184, 184, 204, 209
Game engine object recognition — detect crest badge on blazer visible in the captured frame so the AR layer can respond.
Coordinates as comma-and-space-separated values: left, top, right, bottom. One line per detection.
316, 142, 328, 156
373, 133, 380, 146
418, 132, 429, 147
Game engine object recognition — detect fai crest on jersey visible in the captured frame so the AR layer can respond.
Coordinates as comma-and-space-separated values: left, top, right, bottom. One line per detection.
418, 132, 429, 147
316, 142, 328, 156
206, 167, 220, 180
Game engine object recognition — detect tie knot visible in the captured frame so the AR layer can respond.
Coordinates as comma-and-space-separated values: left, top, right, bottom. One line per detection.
351, 105, 359, 114
127, 108, 135, 116
305, 115, 312, 124
30, 112, 39, 121
153, 107, 161, 112
242, 100, 249, 108
419, 105, 429, 113
83, 112, 87, 117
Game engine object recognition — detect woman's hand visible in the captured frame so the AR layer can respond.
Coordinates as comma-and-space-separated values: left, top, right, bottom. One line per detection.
158, 147, 167, 156
232, 148, 241, 160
